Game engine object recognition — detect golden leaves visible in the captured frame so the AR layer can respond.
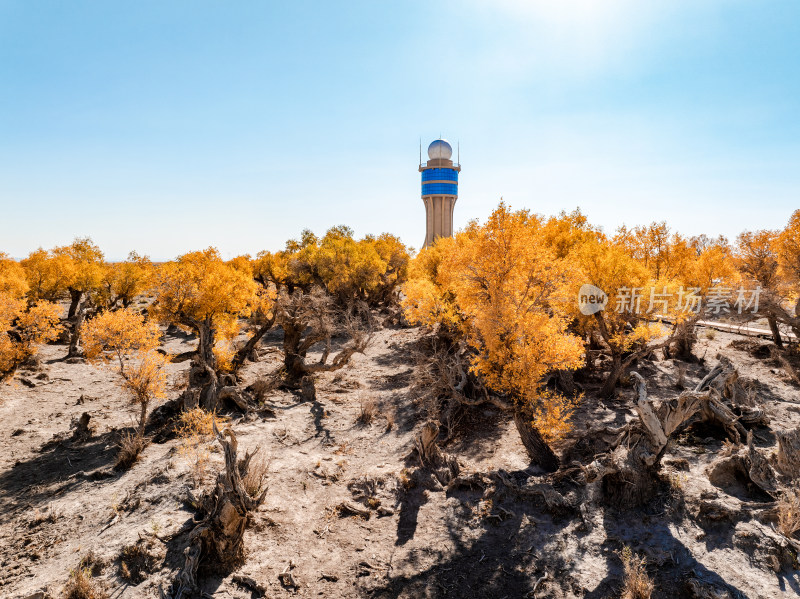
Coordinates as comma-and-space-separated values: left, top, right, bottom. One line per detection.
153, 247, 260, 325
402, 202, 585, 440
82, 307, 161, 368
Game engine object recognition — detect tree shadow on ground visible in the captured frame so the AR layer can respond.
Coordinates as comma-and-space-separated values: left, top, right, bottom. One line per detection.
383, 389, 422, 434
583, 500, 756, 599
372, 337, 420, 369
444, 405, 510, 461
0, 429, 120, 512
380, 469, 575, 598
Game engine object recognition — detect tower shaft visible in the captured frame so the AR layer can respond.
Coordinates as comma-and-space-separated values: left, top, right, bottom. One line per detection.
420, 140, 460, 248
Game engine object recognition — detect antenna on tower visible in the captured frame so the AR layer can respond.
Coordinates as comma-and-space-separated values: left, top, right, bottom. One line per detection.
458, 141, 460, 165
419, 138, 422, 165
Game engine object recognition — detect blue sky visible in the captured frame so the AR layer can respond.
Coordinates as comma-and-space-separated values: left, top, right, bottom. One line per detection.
1, 0, 798, 260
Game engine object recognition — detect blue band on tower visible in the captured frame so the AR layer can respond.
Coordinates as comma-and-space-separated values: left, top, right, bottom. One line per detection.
422, 182, 458, 196
421, 168, 458, 182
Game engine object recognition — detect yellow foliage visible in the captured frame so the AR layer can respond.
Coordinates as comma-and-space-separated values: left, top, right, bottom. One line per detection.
81, 307, 166, 432
777, 209, 800, 290
176, 408, 228, 486
212, 315, 241, 372
403, 203, 584, 441
574, 239, 652, 342
313, 228, 387, 301
541, 208, 602, 260
54, 237, 106, 295
0, 253, 29, 298
735, 229, 780, 289
685, 242, 736, 293
153, 247, 258, 327
530, 390, 581, 444
100, 251, 153, 308
21, 248, 74, 301
226, 254, 254, 276
122, 351, 168, 407
152, 248, 259, 372
0, 260, 61, 377
177, 406, 227, 438
82, 308, 161, 373
614, 222, 689, 282
255, 228, 410, 306
401, 236, 459, 327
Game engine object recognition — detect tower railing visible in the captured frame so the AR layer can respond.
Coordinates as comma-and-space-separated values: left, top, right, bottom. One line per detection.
419, 161, 460, 169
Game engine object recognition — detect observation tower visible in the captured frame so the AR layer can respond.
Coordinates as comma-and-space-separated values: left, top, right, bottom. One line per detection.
420, 138, 459, 248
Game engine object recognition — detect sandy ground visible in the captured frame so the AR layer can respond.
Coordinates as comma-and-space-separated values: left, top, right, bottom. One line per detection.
0, 324, 799, 599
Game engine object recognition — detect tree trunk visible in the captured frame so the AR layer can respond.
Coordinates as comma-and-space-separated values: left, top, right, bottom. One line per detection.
196, 319, 217, 371
414, 420, 460, 486
667, 318, 697, 360
513, 410, 559, 472
181, 319, 222, 411
67, 289, 82, 320
168, 425, 267, 599
231, 315, 276, 372
767, 315, 783, 348
598, 364, 754, 508
67, 299, 88, 358
281, 321, 306, 383
600, 354, 623, 398
137, 400, 148, 437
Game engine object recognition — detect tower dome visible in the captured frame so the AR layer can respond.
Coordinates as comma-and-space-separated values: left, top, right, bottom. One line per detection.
427, 139, 453, 160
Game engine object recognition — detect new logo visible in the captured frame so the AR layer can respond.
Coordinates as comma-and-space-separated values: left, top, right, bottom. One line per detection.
578, 284, 608, 316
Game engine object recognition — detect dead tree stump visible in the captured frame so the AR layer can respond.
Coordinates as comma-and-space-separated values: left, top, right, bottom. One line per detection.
70, 412, 92, 442
596, 362, 754, 508
414, 421, 459, 486
777, 427, 800, 479
168, 424, 268, 599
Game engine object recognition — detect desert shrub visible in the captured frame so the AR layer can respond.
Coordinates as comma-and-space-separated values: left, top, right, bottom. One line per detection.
176, 408, 228, 486
357, 398, 377, 425
398, 468, 415, 490
115, 432, 146, 470
276, 287, 371, 384
384, 407, 396, 431
62, 567, 108, 599
618, 546, 654, 599
778, 489, 800, 539
251, 377, 274, 403
242, 451, 269, 498
704, 329, 716, 340
152, 248, 261, 407
0, 254, 62, 379
119, 537, 164, 583
78, 550, 106, 577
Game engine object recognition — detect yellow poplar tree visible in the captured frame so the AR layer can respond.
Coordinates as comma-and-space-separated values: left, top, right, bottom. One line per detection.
775, 209, 800, 337
0, 253, 61, 379
735, 229, 784, 344
100, 251, 154, 310
153, 248, 259, 409
576, 239, 664, 397
82, 308, 167, 435
403, 204, 584, 470
54, 237, 105, 318
21, 248, 74, 303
